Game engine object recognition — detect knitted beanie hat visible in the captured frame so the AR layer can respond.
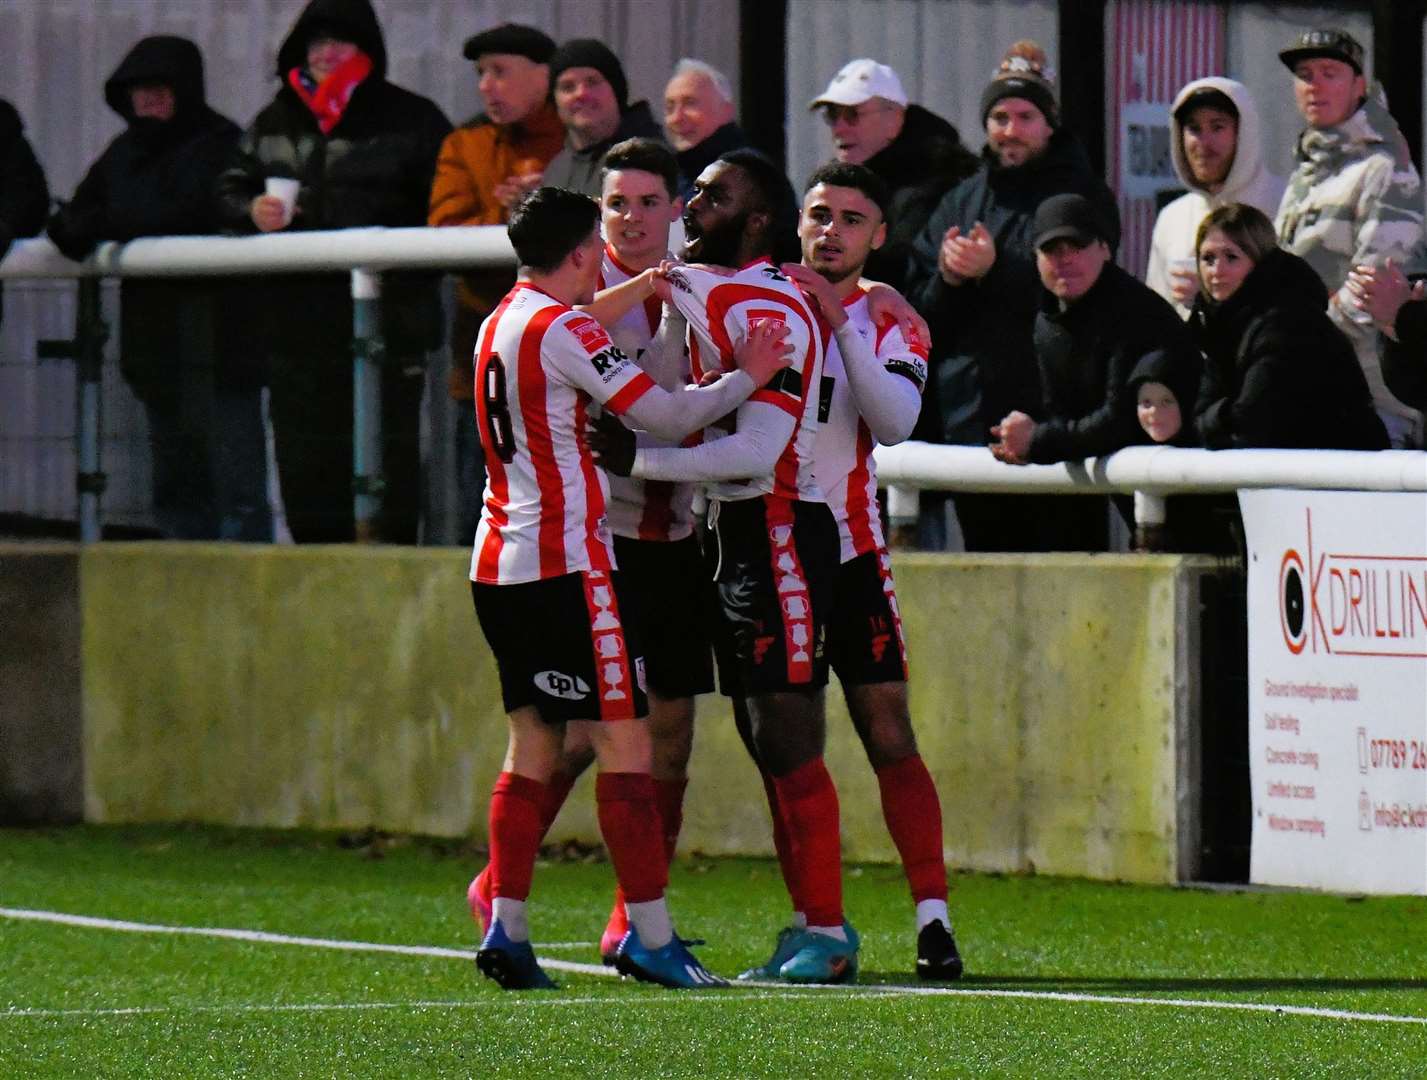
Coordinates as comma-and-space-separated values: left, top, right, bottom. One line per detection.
548, 38, 628, 109
980, 40, 1059, 128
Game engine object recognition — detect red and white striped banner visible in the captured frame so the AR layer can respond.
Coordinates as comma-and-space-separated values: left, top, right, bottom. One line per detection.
1107, 0, 1226, 278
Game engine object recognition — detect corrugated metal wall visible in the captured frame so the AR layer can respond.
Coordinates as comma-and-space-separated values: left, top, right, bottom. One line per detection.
785, 0, 1059, 191
0, 0, 739, 530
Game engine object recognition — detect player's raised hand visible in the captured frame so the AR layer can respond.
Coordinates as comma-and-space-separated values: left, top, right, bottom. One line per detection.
863, 281, 931, 351
733, 318, 794, 386
588, 410, 636, 476
779, 262, 847, 328
649, 259, 680, 303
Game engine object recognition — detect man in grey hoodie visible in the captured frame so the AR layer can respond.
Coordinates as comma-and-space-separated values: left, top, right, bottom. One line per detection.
1145, 77, 1283, 318
1274, 27, 1424, 446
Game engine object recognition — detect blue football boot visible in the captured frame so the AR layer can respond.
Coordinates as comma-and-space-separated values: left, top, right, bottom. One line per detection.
615, 927, 728, 989
777, 922, 860, 984
735, 924, 805, 981
475, 919, 557, 990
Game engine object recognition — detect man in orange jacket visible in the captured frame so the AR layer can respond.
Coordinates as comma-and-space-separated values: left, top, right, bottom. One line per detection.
429, 22, 565, 543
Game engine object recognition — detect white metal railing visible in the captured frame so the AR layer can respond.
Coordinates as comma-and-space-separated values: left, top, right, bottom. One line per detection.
0, 228, 517, 541
3, 229, 1425, 541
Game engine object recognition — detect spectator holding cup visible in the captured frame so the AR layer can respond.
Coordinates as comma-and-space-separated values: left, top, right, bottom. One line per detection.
1146, 78, 1282, 319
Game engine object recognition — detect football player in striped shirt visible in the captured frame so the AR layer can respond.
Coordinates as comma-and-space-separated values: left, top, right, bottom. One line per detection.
776, 162, 963, 981
468, 186, 790, 990
597, 149, 861, 983
469, 139, 724, 965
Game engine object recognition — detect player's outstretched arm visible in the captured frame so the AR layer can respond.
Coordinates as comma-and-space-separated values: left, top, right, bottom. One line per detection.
577, 267, 660, 329
617, 398, 796, 481
618, 319, 793, 441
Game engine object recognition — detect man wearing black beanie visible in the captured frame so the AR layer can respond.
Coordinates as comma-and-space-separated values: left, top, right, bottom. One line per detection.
543, 38, 664, 196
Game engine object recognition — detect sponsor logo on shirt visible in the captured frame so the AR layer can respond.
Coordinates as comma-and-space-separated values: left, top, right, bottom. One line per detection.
567, 314, 613, 354
590, 345, 631, 382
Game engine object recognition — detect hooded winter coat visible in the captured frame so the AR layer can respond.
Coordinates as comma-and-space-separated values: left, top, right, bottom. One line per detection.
0, 99, 49, 326
46, 36, 255, 395
1145, 78, 1284, 318
1029, 262, 1198, 464
1126, 347, 1200, 447
214, 0, 452, 354
859, 103, 978, 291
1189, 248, 1388, 450
1276, 87, 1424, 429
905, 129, 1120, 445
541, 100, 666, 198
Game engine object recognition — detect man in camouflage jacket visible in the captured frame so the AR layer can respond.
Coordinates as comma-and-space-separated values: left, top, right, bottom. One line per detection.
1274, 27, 1424, 446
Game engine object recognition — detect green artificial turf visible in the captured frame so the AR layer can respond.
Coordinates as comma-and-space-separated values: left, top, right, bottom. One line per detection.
1, 825, 1424, 1078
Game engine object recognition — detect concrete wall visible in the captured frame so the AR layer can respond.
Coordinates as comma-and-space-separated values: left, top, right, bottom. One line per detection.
3, 543, 1214, 884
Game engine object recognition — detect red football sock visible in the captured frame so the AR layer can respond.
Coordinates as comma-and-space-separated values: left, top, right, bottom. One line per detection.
595, 771, 667, 904
654, 776, 688, 863
538, 767, 578, 838
875, 754, 947, 903
771, 757, 843, 928
487, 771, 545, 902
760, 769, 805, 914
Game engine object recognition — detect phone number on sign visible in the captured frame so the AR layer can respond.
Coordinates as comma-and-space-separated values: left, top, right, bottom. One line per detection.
1368, 740, 1427, 770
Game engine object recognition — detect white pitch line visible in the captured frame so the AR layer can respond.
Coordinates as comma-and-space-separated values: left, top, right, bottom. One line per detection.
3, 907, 1425, 1028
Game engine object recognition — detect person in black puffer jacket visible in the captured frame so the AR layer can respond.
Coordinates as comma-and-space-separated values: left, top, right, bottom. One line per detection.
1189, 204, 1388, 451
48, 36, 270, 541
215, 0, 452, 543
0, 99, 50, 329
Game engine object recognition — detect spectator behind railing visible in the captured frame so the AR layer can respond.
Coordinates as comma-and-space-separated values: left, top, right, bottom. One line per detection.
1273, 27, 1424, 448
428, 22, 564, 546
0, 98, 49, 329
214, 0, 451, 544
990, 193, 1200, 551
1348, 255, 1427, 412
1189, 204, 1388, 452
46, 35, 271, 542
902, 40, 1119, 553
542, 39, 665, 199
1145, 78, 1283, 319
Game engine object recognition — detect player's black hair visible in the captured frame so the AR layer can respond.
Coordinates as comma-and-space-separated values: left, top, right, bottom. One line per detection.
602, 137, 680, 201
803, 161, 890, 221
716, 147, 801, 264
507, 187, 600, 273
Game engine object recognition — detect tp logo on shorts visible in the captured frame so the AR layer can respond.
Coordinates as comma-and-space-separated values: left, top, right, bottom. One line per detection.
536, 671, 591, 701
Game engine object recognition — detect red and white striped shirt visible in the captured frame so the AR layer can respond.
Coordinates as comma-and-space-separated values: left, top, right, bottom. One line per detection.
470, 282, 657, 585
597, 246, 696, 542
814, 289, 928, 562
664, 259, 825, 502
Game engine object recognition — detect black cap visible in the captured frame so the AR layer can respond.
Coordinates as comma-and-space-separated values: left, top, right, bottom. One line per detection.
1032, 193, 1110, 250
549, 38, 628, 110
1279, 27, 1365, 76
462, 23, 556, 64
1173, 87, 1238, 125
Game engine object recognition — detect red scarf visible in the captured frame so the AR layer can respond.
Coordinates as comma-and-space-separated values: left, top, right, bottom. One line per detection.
287, 51, 373, 134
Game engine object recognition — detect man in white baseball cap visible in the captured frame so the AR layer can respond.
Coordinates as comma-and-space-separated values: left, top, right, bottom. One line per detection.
808, 59, 975, 290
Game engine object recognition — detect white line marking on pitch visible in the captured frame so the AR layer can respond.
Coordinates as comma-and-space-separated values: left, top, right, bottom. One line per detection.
2, 907, 1424, 1028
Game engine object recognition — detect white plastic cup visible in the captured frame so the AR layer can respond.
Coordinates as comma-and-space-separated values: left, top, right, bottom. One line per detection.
264, 177, 300, 224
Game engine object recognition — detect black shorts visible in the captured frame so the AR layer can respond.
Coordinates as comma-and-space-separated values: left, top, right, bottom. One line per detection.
613, 533, 716, 699
828, 548, 910, 686
471, 570, 648, 724
705, 494, 838, 697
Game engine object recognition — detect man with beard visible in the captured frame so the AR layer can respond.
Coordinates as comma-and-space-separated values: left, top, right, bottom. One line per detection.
468, 185, 789, 990
597, 148, 863, 983
48, 35, 269, 541
1146, 78, 1283, 318
904, 41, 1118, 551
767, 162, 963, 981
